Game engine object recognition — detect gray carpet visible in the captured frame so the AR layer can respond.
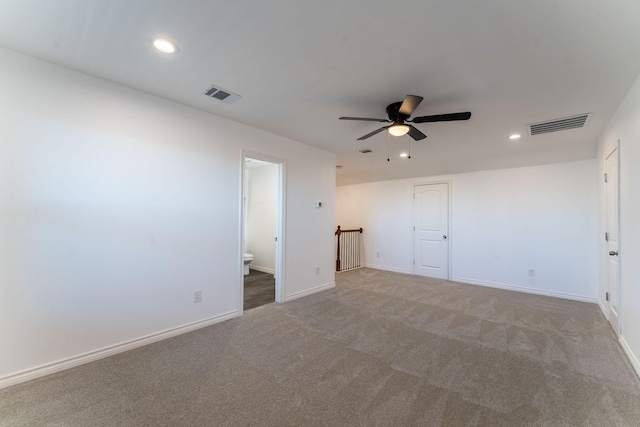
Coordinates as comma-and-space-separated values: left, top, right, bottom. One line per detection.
1, 268, 639, 426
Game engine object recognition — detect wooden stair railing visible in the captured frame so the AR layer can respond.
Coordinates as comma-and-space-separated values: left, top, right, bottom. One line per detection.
335, 226, 363, 272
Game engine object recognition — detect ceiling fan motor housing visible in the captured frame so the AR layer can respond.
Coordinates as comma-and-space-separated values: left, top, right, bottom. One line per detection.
386, 102, 408, 121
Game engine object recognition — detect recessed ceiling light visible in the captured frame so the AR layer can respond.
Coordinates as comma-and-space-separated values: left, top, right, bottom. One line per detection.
152, 37, 179, 54
509, 134, 522, 140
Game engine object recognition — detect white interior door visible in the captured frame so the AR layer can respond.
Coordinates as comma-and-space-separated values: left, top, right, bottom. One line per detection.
605, 146, 620, 335
414, 183, 449, 279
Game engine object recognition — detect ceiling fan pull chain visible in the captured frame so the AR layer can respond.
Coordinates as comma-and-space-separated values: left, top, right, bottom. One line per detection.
408, 136, 411, 159
387, 133, 390, 162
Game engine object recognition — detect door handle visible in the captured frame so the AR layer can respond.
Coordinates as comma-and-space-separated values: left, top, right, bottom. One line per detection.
443, 235, 447, 240
609, 251, 618, 256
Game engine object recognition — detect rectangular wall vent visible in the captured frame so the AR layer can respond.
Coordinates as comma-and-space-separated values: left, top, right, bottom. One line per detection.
358, 149, 373, 154
202, 84, 241, 104
527, 113, 591, 136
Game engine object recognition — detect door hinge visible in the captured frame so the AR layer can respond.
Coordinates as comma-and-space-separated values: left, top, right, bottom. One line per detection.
605, 232, 609, 242
413, 226, 415, 232
413, 259, 415, 265
606, 292, 610, 302
604, 173, 608, 183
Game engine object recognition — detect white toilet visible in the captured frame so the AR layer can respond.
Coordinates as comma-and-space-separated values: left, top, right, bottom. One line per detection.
243, 253, 254, 275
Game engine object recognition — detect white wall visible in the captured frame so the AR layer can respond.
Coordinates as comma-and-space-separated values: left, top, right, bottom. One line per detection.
0, 47, 336, 387
337, 159, 598, 301
246, 164, 278, 273
597, 72, 640, 376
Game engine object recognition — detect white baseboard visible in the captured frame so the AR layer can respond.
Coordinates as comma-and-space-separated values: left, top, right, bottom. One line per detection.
0, 310, 240, 390
284, 282, 335, 302
452, 276, 598, 304
598, 299, 609, 319
249, 265, 274, 275
364, 263, 412, 275
619, 336, 640, 379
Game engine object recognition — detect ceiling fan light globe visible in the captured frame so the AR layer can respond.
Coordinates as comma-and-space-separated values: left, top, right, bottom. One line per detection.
388, 123, 410, 137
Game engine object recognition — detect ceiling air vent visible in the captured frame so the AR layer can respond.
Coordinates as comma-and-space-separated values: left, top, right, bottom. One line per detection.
527, 113, 591, 136
202, 84, 241, 104
359, 149, 373, 154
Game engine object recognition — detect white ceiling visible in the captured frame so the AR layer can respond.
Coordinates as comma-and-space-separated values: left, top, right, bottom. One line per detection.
1, 0, 639, 185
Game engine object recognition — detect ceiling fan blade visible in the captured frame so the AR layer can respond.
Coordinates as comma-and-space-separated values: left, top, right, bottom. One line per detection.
357, 126, 388, 140
408, 125, 427, 141
412, 112, 472, 123
339, 116, 390, 122
398, 95, 424, 117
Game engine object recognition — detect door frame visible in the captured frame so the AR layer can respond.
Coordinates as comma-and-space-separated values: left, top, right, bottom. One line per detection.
240, 152, 286, 312
604, 141, 621, 336
412, 180, 453, 279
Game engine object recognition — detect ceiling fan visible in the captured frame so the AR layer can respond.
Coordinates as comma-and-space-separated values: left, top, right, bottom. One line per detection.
339, 95, 471, 141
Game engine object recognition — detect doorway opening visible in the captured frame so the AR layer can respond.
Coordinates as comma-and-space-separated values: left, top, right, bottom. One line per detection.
241, 155, 285, 311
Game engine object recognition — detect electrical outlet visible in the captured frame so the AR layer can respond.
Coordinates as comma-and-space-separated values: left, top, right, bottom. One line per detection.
527, 269, 535, 277
194, 289, 202, 303
315, 267, 320, 275
376, 252, 380, 258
